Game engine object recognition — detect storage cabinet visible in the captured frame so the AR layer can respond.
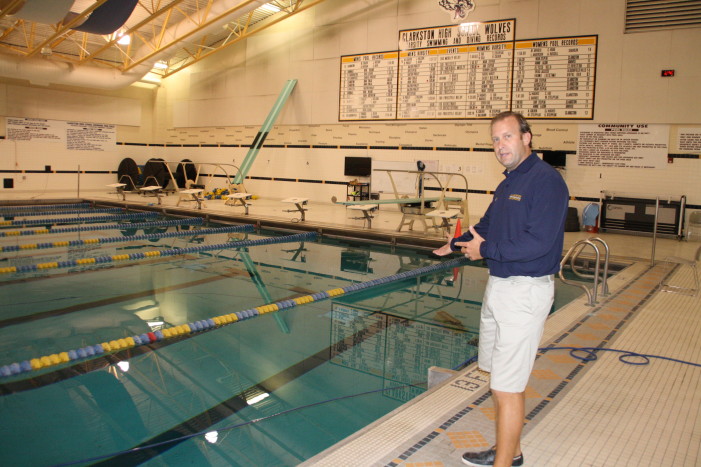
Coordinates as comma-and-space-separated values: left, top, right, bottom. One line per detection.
347, 183, 370, 201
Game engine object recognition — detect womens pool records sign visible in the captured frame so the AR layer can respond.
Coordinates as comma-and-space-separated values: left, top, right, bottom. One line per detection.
339, 18, 597, 121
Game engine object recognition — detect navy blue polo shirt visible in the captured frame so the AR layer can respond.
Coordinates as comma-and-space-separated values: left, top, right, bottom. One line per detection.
451, 152, 569, 278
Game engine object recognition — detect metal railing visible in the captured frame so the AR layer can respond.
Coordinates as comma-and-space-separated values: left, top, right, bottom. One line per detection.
559, 237, 611, 306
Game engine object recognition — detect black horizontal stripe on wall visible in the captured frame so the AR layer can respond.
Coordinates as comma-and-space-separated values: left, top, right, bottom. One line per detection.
436, 146, 472, 151
669, 153, 699, 159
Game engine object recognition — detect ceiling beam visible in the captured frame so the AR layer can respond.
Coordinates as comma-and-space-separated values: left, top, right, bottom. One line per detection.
163, 0, 326, 77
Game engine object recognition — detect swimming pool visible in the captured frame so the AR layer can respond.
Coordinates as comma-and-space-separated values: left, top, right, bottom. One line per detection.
0, 206, 588, 466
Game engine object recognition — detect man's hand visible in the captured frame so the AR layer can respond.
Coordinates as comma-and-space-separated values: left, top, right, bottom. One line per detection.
432, 233, 454, 256
455, 225, 484, 260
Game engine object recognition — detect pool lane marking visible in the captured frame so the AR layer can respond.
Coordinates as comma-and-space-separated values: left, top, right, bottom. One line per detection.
0, 260, 248, 329
75, 322, 392, 467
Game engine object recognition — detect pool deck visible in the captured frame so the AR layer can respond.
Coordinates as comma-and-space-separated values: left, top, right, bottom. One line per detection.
3, 191, 700, 466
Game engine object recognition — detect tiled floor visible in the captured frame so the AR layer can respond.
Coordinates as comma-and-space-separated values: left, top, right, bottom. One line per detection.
4, 190, 701, 466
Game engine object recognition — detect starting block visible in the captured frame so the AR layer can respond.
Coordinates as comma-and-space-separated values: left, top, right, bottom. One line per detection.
177, 188, 205, 209
425, 209, 462, 235
225, 192, 253, 215
282, 197, 309, 222
106, 183, 126, 201
139, 185, 163, 204
348, 204, 378, 228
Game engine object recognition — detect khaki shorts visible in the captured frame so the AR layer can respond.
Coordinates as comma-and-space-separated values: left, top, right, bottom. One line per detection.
478, 275, 554, 393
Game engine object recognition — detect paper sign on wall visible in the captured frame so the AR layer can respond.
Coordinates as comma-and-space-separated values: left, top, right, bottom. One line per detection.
6, 117, 116, 151
577, 124, 668, 169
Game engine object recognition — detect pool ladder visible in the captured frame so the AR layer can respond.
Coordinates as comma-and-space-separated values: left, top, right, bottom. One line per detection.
559, 237, 611, 306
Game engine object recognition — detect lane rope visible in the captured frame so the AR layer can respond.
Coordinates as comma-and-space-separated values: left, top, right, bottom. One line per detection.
1, 207, 125, 218
0, 202, 92, 213
0, 231, 316, 275
0, 212, 159, 228
0, 217, 203, 237
0, 224, 255, 252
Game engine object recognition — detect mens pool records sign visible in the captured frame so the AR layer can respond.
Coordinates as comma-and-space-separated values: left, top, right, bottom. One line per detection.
398, 20, 515, 119
339, 18, 597, 121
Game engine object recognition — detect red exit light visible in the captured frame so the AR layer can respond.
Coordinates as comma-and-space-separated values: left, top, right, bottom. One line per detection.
661, 69, 675, 77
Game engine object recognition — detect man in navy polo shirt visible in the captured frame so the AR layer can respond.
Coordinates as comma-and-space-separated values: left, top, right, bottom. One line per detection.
434, 111, 569, 467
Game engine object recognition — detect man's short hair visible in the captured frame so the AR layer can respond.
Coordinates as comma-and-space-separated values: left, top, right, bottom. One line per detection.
490, 111, 533, 148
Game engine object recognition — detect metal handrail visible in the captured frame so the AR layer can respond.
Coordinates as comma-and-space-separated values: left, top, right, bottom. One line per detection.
559, 237, 611, 306
162, 161, 242, 192
568, 237, 610, 296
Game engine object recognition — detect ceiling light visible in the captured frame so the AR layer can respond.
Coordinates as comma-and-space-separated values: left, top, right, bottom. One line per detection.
153, 60, 169, 70
117, 33, 130, 45
259, 3, 281, 13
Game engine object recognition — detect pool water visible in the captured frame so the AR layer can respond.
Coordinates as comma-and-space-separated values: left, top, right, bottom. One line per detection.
0, 213, 588, 466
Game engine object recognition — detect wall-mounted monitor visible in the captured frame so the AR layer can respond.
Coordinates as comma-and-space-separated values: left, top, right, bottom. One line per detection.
541, 150, 567, 168
344, 156, 372, 177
